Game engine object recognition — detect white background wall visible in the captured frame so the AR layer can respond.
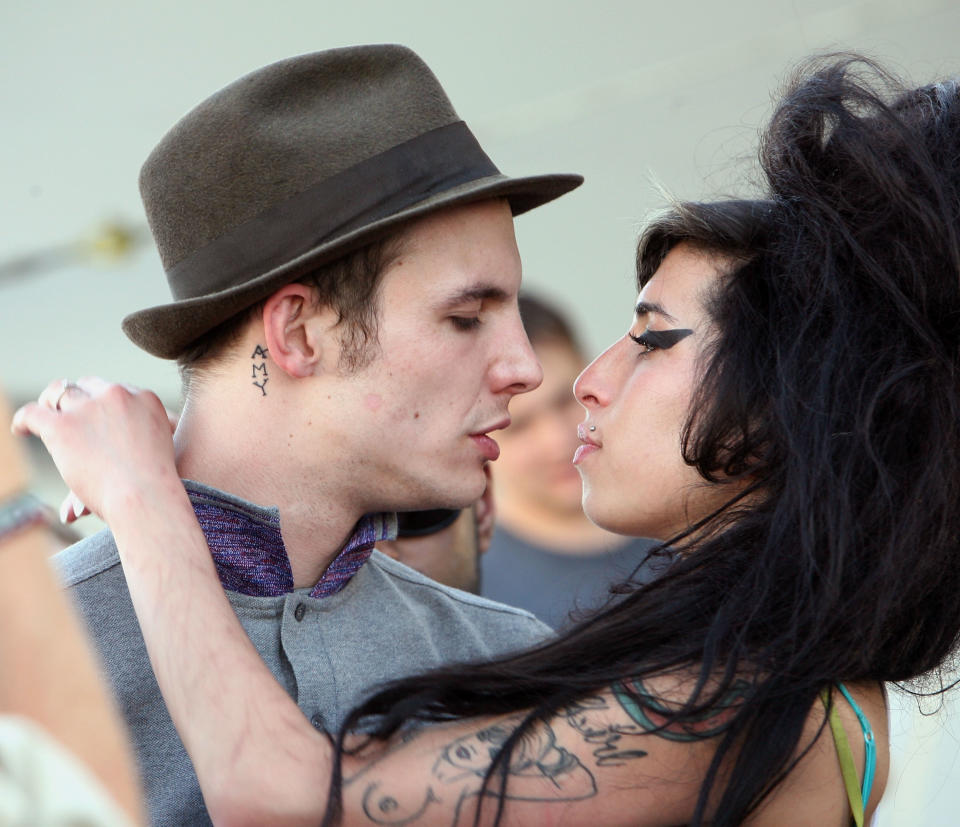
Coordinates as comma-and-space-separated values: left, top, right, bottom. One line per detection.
5, 0, 960, 405
3, 2, 959, 822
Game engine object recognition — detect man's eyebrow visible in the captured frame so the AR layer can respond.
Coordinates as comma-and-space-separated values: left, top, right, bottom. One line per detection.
635, 300, 679, 324
436, 285, 510, 309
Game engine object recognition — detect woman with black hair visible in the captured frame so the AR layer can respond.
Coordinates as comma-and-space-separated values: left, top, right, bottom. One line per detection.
16, 55, 960, 825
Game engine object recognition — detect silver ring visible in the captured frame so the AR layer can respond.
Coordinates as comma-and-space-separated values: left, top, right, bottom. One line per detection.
55, 381, 81, 412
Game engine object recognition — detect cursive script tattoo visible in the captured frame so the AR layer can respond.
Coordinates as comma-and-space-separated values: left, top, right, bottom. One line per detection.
562, 695, 648, 767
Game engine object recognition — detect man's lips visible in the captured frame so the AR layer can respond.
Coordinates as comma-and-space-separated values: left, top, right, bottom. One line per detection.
470, 434, 500, 461
470, 418, 510, 461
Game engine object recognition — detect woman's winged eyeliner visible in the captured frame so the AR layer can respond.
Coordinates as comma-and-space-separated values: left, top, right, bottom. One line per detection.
630, 328, 694, 351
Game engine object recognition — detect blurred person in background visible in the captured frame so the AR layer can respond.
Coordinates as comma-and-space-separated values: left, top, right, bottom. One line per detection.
0, 391, 143, 826
482, 294, 661, 628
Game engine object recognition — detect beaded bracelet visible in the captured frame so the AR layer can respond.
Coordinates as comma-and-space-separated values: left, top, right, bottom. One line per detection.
0, 492, 48, 545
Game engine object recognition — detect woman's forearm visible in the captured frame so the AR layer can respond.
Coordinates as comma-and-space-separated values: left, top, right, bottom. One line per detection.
106, 477, 334, 823
11, 382, 335, 821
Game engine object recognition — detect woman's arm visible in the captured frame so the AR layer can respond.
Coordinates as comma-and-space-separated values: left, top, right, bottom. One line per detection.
15, 380, 335, 823
107, 479, 708, 826
104, 490, 710, 825
11, 380, 716, 826
333, 688, 719, 827
1, 389, 145, 825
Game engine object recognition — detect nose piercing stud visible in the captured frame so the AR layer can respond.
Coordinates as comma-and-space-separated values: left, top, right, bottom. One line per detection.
589, 426, 596, 432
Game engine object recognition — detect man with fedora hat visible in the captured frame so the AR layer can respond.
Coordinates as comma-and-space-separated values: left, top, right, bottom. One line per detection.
52, 44, 581, 824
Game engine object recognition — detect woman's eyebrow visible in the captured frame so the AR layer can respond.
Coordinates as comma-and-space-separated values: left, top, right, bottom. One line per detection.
635, 300, 679, 324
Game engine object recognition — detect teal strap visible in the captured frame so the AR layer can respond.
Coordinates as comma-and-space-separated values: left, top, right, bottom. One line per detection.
836, 682, 876, 809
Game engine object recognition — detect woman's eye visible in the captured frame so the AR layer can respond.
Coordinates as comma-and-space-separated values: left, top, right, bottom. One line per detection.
629, 333, 657, 355
630, 328, 694, 355
451, 316, 481, 331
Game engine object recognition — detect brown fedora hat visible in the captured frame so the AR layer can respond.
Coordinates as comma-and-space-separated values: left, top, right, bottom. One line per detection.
123, 44, 583, 359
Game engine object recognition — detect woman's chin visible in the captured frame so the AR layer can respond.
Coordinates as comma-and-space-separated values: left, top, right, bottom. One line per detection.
582, 501, 645, 539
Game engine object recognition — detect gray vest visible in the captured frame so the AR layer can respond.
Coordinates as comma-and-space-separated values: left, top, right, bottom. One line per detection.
56, 516, 550, 825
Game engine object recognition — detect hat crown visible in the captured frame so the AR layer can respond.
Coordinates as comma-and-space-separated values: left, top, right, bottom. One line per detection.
124, 44, 582, 359
139, 44, 460, 269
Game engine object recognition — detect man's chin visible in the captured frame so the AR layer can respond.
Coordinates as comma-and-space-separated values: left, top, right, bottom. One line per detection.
399, 475, 484, 512
440, 470, 487, 510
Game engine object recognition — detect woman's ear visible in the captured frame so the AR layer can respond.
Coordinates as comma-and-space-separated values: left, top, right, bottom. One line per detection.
261, 284, 339, 378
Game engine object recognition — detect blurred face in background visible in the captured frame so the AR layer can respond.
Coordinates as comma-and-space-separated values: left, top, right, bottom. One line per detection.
494, 337, 585, 517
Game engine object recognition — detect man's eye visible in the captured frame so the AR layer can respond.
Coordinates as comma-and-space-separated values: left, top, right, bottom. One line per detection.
451, 317, 481, 331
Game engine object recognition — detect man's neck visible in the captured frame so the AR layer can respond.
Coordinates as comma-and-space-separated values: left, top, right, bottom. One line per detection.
173, 392, 366, 588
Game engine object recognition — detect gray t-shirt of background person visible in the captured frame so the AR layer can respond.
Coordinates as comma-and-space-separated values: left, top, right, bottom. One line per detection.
481, 526, 664, 629
55, 482, 551, 826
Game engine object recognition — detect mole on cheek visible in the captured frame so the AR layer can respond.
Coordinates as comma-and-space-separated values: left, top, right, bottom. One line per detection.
414, 411, 420, 420
365, 394, 383, 411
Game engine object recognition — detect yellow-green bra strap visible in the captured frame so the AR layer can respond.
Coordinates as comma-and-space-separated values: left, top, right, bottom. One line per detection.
820, 688, 864, 827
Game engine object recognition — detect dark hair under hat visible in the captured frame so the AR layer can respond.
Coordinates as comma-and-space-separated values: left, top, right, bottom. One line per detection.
123, 44, 583, 359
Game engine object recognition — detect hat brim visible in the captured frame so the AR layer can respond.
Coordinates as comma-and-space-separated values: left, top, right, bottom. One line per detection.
123, 172, 582, 359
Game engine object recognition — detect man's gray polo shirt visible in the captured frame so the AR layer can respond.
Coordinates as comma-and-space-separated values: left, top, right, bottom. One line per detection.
55, 483, 551, 825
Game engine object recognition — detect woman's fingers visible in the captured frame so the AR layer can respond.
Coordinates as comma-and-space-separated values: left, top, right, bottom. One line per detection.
12, 377, 176, 523
58, 492, 89, 525
11, 400, 58, 440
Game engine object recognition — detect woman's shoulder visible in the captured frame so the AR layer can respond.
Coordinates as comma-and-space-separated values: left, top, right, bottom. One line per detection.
547, 676, 889, 827
746, 681, 888, 826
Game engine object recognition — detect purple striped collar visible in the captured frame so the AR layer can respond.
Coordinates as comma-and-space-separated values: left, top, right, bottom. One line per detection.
183, 480, 396, 599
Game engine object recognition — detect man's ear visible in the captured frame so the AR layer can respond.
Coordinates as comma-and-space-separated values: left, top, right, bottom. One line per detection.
475, 464, 497, 555
261, 284, 339, 378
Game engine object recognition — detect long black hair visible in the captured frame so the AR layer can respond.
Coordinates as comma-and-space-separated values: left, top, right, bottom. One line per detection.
325, 55, 960, 825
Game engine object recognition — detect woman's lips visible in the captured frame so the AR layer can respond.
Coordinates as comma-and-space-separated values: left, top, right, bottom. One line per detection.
573, 443, 598, 465
574, 423, 600, 465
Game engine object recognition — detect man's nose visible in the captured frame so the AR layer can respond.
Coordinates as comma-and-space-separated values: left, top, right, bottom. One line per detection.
494, 326, 543, 396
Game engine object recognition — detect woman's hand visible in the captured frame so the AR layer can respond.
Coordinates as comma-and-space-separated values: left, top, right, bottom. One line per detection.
11, 377, 178, 525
